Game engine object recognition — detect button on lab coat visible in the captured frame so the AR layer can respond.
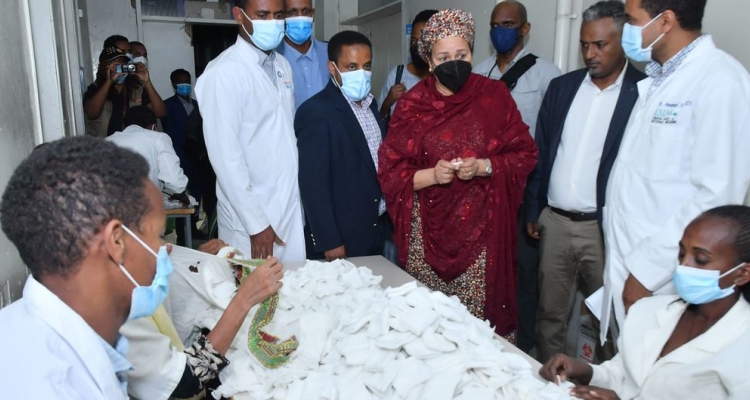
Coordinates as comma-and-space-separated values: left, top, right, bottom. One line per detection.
196, 36, 304, 262
0, 278, 128, 399
591, 295, 750, 399
601, 36, 750, 341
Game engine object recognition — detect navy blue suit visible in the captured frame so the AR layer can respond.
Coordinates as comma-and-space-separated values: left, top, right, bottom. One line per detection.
524, 64, 646, 229
162, 95, 198, 163
295, 80, 388, 258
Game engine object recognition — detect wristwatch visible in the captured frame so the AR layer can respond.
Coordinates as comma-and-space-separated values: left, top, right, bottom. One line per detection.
484, 159, 492, 176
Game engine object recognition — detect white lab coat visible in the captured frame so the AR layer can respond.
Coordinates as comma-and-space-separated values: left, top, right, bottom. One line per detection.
601, 36, 750, 341
107, 125, 189, 194
120, 308, 186, 400
0, 277, 128, 399
195, 36, 304, 262
590, 295, 750, 399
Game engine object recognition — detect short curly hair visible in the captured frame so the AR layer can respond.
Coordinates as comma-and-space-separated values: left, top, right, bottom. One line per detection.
700, 205, 750, 302
0, 136, 152, 278
640, 0, 706, 31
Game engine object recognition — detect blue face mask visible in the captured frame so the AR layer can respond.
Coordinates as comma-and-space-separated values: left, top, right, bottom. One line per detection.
285, 16, 313, 45
332, 64, 372, 102
490, 26, 520, 54
119, 225, 173, 320
175, 83, 192, 97
240, 10, 285, 51
621, 13, 665, 63
115, 73, 128, 85
673, 263, 745, 305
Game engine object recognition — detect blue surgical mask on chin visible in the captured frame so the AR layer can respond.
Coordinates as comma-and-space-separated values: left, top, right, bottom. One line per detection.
119, 225, 173, 320
490, 25, 520, 54
115, 74, 128, 85
332, 64, 372, 102
285, 16, 313, 45
239, 9, 285, 51
622, 13, 665, 62
673, 263, 745, 305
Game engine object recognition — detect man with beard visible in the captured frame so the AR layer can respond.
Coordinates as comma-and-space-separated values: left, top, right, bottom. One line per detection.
524, 0, 645, 362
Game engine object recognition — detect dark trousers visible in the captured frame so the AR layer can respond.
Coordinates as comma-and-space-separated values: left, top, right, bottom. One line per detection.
517, 205, 540, 353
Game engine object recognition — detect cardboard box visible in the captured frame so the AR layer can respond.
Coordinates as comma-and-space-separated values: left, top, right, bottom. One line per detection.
184, 1, 231, 20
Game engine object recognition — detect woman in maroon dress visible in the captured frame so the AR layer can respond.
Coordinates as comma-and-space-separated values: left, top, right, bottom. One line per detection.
377, 8, 537, 341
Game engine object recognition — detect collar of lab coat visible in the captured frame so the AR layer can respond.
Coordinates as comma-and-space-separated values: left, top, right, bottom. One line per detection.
638, 295, 750, 383
636, 35, 717, 100
236, 34, 272, 66
22, 277, 126, 396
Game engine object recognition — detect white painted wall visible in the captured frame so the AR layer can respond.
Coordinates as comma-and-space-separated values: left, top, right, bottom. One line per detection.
407, 0, 497, 65
0, 0, 40, 307
704, 0, 750, 71
359, 12, 403, 98
142, 21, 197, 100
535, 0, 750, 73
85, 0, 137, 79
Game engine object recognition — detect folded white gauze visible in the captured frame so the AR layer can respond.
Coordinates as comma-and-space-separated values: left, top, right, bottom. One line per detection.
391, 357, 432, 398
374, 330, 418, 350
201, 259, 574, 400
454, 385, 495, 400
421, 371, 462, 400
337, 331, 370, 366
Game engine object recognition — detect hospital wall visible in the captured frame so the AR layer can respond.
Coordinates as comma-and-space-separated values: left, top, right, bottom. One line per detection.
0, 0, 39, 308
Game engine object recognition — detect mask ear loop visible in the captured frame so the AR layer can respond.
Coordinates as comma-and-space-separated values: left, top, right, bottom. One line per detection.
642, 13, 665, 51
720, 262, 747, 279
330, 62, 344, 90
121, 225, 159, 258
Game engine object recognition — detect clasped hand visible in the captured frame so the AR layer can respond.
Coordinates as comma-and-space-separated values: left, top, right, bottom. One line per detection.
433, 157, 480, 185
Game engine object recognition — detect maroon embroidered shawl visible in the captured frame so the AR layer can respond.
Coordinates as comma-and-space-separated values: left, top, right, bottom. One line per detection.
377, 73, 537, 334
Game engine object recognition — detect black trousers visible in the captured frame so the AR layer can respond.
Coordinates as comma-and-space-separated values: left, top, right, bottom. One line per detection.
516, 205, 540, 353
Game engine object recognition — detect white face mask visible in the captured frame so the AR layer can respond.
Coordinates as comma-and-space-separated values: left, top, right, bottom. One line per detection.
132, 56, 148, 67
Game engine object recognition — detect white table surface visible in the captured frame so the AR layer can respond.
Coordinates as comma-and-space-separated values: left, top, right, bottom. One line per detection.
234, 256, 543, 399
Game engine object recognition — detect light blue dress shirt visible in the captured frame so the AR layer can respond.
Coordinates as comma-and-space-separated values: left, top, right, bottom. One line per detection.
277, 38, 330, 109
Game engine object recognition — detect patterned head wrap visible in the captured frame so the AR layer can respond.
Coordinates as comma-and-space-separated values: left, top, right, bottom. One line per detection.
418, 8, 475, 64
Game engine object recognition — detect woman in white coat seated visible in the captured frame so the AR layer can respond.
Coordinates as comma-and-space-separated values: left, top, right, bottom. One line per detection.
121, 239, 283, 400
540, 205, 750, 400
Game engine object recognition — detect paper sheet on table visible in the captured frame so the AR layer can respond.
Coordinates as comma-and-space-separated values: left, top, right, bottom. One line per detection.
585, 287, 604, 321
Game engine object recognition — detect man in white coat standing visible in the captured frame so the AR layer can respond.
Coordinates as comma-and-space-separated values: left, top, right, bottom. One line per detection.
600, 0, 750, 344
196, 0, 305, 262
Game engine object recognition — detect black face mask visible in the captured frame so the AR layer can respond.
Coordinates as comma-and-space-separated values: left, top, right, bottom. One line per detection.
433, 60, 473, 94
410, 45, 429, 71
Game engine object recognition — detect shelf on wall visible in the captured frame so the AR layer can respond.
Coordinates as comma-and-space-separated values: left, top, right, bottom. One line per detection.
340, 0, 402, 25
142, 15, 237, 26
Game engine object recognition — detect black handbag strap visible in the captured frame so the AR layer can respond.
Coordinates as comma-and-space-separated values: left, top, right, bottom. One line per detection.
499, 53, 538, 91
395, 64, 405, 85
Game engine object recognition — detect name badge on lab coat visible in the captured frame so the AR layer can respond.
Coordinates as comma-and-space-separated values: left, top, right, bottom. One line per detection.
652, 101, 692, 126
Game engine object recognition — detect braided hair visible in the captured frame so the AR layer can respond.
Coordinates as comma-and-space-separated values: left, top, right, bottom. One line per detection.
701, 205, 750, 302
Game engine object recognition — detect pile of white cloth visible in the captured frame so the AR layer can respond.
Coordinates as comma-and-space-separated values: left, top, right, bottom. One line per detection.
170, 257, 573, 400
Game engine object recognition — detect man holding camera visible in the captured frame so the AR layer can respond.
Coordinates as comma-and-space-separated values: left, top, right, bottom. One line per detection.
84, 46, 166, 137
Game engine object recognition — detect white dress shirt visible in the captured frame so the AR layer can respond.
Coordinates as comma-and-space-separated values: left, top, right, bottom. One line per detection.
107, 124, 189, 194
548, 64, 627, 213
601, 36, 750, 339
591, 295, 750, 399
195, 36, 305, 262
0, 277, 129, 399
473, 49, 562, 138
